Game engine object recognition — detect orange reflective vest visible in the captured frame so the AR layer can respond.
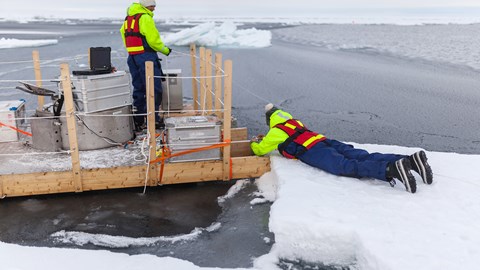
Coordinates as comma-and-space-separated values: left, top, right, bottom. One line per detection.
124, 13, 146, 55
274, 119, 326, 159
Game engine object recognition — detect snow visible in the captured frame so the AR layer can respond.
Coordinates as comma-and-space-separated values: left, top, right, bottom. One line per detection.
2, 144, 480, 269
52, 222, 222, 248
0, 37, 58, 49
163, 22, 271, 48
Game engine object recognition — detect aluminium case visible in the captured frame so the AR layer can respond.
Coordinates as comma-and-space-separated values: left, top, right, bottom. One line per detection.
63, 71, 132, 113
161, 69, 183, 111
165, 116, 221, 162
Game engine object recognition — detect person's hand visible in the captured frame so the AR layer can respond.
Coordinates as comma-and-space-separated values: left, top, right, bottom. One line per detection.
250, 134, 264, 143
166, 47, 172, 56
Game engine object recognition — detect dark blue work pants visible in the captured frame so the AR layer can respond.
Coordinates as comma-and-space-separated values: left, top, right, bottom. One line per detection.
290, 139, 406, 181
127, 52, 163, 125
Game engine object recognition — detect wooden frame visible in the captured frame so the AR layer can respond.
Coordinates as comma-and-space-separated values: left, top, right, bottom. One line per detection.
0, 45, 270, 199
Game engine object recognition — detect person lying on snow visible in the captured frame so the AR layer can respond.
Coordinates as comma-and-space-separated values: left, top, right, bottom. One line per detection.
250, 103, 433, 193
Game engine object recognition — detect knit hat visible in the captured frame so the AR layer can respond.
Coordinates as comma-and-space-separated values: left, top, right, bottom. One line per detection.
139, 0, 156, 7
265, 103, 274, 112
264, 103, 279, 126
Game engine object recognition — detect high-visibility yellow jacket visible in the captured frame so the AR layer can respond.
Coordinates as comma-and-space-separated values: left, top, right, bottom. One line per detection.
251, 109, 325, 157
120, 3, 170, 56
251, 109, 293, 156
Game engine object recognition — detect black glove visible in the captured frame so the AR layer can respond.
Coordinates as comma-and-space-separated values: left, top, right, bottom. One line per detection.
166, 47, 172, 56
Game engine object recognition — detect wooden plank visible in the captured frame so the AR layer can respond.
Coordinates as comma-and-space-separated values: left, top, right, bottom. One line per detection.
222, 60, 233, 180
205, 49, 213, 112
0, 171, 75, 197
0, 154, 271, 198
190, 44, 198, 111
32, 50, 44, 110
199, 47, 206, 113
145, 61, 159, 186
61, 63, 83, 193
231, 156, 270, 179
231, 141, 253, 157
214, 53, 223, 119
231, 127, 248, 141
161, 161, 223, 184
0, 176, 4, 198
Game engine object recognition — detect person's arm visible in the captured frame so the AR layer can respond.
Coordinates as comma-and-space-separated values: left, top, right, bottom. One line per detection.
140, 15, 170, 55
119, 23, 126, 47
251, 128, 287, 156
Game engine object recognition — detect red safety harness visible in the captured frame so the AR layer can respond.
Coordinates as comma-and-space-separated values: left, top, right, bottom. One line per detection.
124, 13, 145, 55
275, 119, 326, 159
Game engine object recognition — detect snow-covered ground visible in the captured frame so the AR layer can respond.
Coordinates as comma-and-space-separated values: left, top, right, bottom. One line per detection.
2, 144, 480, 269
0, 37, 58, 49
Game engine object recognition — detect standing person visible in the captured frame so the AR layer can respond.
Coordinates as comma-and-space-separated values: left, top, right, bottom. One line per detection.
120, 0, 171, 131
250, 104, 433, 193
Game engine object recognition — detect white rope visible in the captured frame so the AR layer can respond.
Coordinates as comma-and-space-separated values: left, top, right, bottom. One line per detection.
3, 115, 66, 121
234, 81, 272, 104
153, 74, 227, 79
0, 55, 88, 66
0, 60, 35, 65
159, 139, 249, 148
0, 78, 65, 83
0, 150, 71, 157
157, 108, 225, 113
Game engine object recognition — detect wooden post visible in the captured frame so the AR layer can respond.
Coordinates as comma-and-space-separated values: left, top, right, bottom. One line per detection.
60, 63, 83, 192
0, 176, 4, 198
32, 50, 44, 110
205, 49, 213, 113
190, 44, 198, 111
222, 60, 233, 181
214, 53, 223, 118
145, 61, 158, 186
199, 47, 206, 114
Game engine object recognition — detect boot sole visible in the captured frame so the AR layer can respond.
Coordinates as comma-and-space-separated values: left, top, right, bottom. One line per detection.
396, 159, 417, 193
412, 151, 433, 184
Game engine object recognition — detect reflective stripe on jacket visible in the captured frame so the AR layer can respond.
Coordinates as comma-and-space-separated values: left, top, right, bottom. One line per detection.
274, 119, 326, 159
251, 109, 326, 157
124, 13, 145, 55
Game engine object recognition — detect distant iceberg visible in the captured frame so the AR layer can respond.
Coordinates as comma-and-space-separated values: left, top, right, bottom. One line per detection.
0, 37, 58, 49
164, 21, 272, 48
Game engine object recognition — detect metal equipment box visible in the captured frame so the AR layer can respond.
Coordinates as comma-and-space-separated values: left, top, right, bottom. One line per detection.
0, 100, 26, 142
63, 71, 132, 113
30, 110, 63, 152
59, 105, 134, 151
161, 69, 183, 111
165, 116, 221, 162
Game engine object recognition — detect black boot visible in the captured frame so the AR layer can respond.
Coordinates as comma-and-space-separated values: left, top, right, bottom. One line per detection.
409, 151, 433, 185
386, 158, 417, 193
134, 121, 146, 132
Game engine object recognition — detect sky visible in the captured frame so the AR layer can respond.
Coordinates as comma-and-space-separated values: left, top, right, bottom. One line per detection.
1, 0, 480, 20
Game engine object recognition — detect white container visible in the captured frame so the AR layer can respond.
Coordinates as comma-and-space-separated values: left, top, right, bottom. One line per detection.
0, 100, 26, 142
63, 71, 132, 113
165, 116, 221, 162
161, 69, 183, 111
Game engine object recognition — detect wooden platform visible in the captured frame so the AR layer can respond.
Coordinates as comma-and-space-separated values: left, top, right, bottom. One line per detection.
0, 128, 269, 198
0, 45, 271, 199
